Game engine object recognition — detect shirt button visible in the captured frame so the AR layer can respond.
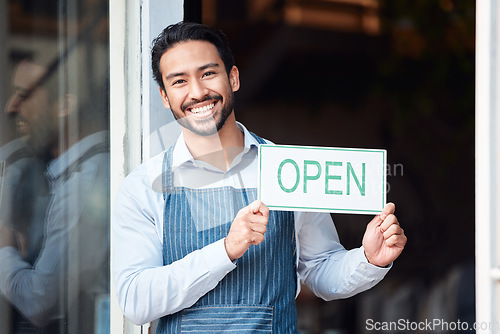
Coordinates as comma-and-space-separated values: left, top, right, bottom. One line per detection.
346, 283, 351, 287
361, 264, 367, 269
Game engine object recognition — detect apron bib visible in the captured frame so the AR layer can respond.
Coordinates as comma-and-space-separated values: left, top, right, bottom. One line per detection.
157, 134, 298, 333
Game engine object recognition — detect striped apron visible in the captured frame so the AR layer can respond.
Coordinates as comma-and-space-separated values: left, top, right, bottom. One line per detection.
157, 134, 298, 333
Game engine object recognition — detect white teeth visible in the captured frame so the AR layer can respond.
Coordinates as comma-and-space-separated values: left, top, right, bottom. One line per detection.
191, 103, 214, 114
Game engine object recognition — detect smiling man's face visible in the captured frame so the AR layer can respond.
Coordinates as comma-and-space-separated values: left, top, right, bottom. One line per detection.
5, 61, 58, 156
159, 40, 240, 137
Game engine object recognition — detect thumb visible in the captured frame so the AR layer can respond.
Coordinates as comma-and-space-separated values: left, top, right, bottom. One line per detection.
380, 202, 395, 221
368, 202, 396, 228
248, 200, 269, 218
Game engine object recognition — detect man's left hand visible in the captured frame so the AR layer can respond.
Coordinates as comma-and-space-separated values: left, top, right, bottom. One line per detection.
362, 203, 406, 267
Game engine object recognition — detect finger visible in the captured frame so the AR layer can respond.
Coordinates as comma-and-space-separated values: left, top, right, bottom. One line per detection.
248, 233, 265, 245
248, 200, 269, 218
250, 214, 268, 226
380, 214, 399, 233
251, 222, 267, 234
367, 202, 396, 229
382, 224, 403, 240
380, 202, 395, 220
385, 233, 407, 248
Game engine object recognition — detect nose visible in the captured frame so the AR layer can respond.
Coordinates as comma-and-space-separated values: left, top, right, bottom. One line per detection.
5, 94, 21, 114
188, 79, 209, 101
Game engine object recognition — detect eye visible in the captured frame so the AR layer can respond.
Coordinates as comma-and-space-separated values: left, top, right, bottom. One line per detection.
202, 71, 215, 78
17, 93, 28, 101
172, 79, 186, 86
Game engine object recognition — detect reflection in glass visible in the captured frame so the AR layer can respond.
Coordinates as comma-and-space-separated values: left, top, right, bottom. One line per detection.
0, 1, 110, 333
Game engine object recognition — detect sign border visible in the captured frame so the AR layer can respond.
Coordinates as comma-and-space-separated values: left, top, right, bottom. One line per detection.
258, 144, 387, 214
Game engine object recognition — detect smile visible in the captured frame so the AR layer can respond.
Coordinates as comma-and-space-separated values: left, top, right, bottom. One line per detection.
16, 118, 29, 134
190, 103, 215, 114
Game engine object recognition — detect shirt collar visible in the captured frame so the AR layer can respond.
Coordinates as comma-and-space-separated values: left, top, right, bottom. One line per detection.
172, 122, 260, 171
46, 131, 108, 180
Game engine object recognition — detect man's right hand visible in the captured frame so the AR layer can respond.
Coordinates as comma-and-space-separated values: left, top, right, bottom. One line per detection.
225, 200, 269, 261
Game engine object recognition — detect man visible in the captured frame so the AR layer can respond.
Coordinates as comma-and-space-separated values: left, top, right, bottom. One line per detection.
113, 22, 406, 333
0, 58, 110, 333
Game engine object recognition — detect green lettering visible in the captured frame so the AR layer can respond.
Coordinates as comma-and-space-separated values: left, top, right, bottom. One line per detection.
325, 161, 342, 195
347, 162, 365, 196
277, 159, 300, 193
303, 160, 322, 193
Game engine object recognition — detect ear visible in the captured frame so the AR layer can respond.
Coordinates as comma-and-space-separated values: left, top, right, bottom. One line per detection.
229, 66, 240, 92
159, 87, 171, 109
57, 94, 78, 118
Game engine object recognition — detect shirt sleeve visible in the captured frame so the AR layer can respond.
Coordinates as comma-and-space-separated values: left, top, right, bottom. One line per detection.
112, 166, 236, 325
296, 211, 390, 301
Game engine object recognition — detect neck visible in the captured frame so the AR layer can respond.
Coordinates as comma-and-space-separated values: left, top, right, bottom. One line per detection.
182, 113, 244, 171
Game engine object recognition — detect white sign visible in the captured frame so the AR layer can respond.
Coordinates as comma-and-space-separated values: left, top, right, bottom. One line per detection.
258, 145, 386, 215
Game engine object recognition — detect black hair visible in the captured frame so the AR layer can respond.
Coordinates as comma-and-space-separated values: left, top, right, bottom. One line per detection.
151, 22, 235, 92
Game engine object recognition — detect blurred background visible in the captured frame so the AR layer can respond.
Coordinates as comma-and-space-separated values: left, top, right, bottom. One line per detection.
191, 0, 475, 333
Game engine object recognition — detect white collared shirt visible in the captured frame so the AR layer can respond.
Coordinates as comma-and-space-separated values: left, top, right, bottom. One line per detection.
112, 123, 390, 325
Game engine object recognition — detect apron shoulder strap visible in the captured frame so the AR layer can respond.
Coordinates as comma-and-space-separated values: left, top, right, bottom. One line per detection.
249, 132, 267, 145
162, 145, 175, 200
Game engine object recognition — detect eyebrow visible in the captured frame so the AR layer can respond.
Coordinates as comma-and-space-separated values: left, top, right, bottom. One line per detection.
165, 62, 220, 80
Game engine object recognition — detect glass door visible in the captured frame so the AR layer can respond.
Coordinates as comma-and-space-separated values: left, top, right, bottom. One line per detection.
0, 1, 110, 333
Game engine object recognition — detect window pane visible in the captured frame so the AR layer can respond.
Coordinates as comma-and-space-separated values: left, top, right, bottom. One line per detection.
0, 1, 110, 333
